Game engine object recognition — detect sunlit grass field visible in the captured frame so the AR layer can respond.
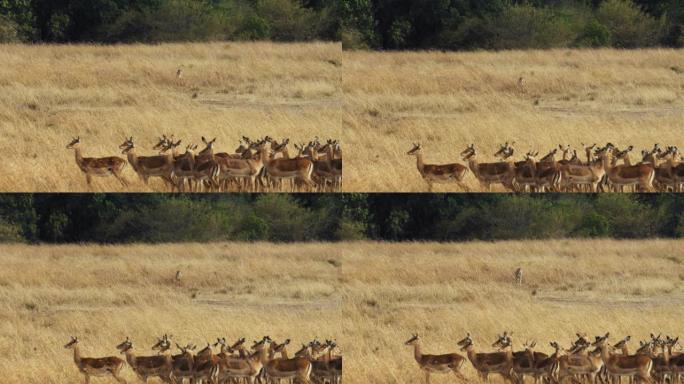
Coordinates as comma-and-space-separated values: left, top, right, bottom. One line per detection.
341, 240, 684, 383
0, 42, 341, 192
343, 49, 684, 192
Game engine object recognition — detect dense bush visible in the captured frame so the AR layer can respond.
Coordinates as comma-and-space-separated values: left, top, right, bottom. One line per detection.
1, 194, 684, 243
1, 0, 338, 43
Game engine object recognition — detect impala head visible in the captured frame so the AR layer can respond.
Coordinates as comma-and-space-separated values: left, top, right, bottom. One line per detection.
492, 332, 513, 350
613, 335, 631, 349
550, 341, 561, 353
161, 139, 182, 153
591, 332, 609, 347
199, 136, 216, 155
116, 337, 133, 353
152, 135, 170, 151
120, 136, 135, 154
457, 333, 473, 351
295, 344, 310, 357
460, 144, 476, 160
66, 137, 81, 149
406, 143, 422, 156
494, 142, 515, 159
185, 143, 198, 154
151, 334, 172, 351
524, 151, 538, 162
64, 336, 79, 349
582, 143, 597, 151
230, 337, 246, 351
176, 343, 196, 354
251, 336, 272, 350
637, 340, 654, 354
404, 334, 420, 346
523, 340, 537, 351
213, 337, 227, 349
272, 339, 291, 353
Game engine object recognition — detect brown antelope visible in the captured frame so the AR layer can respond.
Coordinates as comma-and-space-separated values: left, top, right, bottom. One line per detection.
67, 137, 128, 187
556, 335, 604, 384
581, 143, 597, 164
457, 332, 515, 383
404, 334, 466, 384
264, 145, 315, 191
158, 342, 196, 384
264, 338, 313, 384
535, 149, 562, 192
607, 146, 656, 192
493, 333, 550, 384
173, 144, 198, 192
64, 336, 127, 384
119, 137, 175, 189
215, 139, 267, 192
559, 145, 610, 192
513, 151, 539, 192
193, 343, 220, 384
217, 336, 271, 384
116, 337, 172, 383
460, 144, 516, 191
593, 333, 654, 384
406, 143, 469, 192
530, 342, 561, 384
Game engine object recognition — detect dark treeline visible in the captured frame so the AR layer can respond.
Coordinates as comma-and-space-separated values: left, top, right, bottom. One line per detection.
340, 0, 684, 50
1, 194, 684, 243
0, 0, 341, 43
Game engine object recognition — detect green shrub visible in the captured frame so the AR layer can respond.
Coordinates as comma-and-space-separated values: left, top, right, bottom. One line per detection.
596, 0, 664, 47
0, 15, 21, 42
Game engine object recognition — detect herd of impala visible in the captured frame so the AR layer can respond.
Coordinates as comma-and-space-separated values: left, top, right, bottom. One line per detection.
66, 135, 342, 192
408, 142, 684, 192
406, 332, 684, 383
64, 334, 341, 384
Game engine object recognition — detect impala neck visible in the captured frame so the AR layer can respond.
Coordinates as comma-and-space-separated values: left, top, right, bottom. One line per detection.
585, 149, 593, 164
73, 147, 85, 168
599, 344, 611, 363
620, 345, 629, 355
124, 349, 136, 366
73, 345, 82, 366
415, 153, 425, 174
126, 149, 138, 168
467, 157, 480, 179
281, 148, 290, 160
622, 155, 632, 166
279, 347, 289, 359
413, 342, 422, 363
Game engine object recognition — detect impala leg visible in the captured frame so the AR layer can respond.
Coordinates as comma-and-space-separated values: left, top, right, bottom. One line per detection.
424, 371, 430, 384
85, 174, 92, 186
84, 374, 91, 384
112, 371, 128, 384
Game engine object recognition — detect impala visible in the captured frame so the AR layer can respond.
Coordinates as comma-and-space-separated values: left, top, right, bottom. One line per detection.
173, 144, 198, 192
457, 332, 515, 383
264, 338, 313, 384
592, 333, 654, 384
535, 149, 562, 192
215, 140, 267, 192
119, 137, 175, 189
64, 336, 127, 384
406, 143, 469, 192
607, 146, 656, 192
67, 137, 128, 187
193, 343, 220, 384
116, 337, 172, 383
264, 145, 315, 191
530, 342, 561, 384
217, 336, 271, 384
461, 144, 516, 191
404, 334, 466, 384
559, 146, 609, 192
556, 336, 603, 384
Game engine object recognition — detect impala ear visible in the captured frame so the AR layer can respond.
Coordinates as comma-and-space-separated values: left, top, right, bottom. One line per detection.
202, 136, 207, 143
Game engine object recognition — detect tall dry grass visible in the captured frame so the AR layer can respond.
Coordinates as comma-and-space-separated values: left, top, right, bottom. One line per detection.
0, 42, 341, 192
3, 240, 683, 383
343, 49, 684, 191
341, 240, 684, 383
0, 242, 342, 383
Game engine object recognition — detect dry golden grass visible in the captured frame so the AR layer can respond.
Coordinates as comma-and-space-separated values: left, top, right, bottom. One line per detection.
341, 240, 684, 383
343, 49, 684, 191
0, 242, 342, 384
4, 240, 683, 383
0, 42, 341, 192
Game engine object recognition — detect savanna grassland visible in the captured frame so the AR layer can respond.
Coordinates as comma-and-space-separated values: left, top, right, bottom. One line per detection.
0, 42, 341, 192
0, 242, 342, 384
341, 240, 684, 383
343, 49, 684, 192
